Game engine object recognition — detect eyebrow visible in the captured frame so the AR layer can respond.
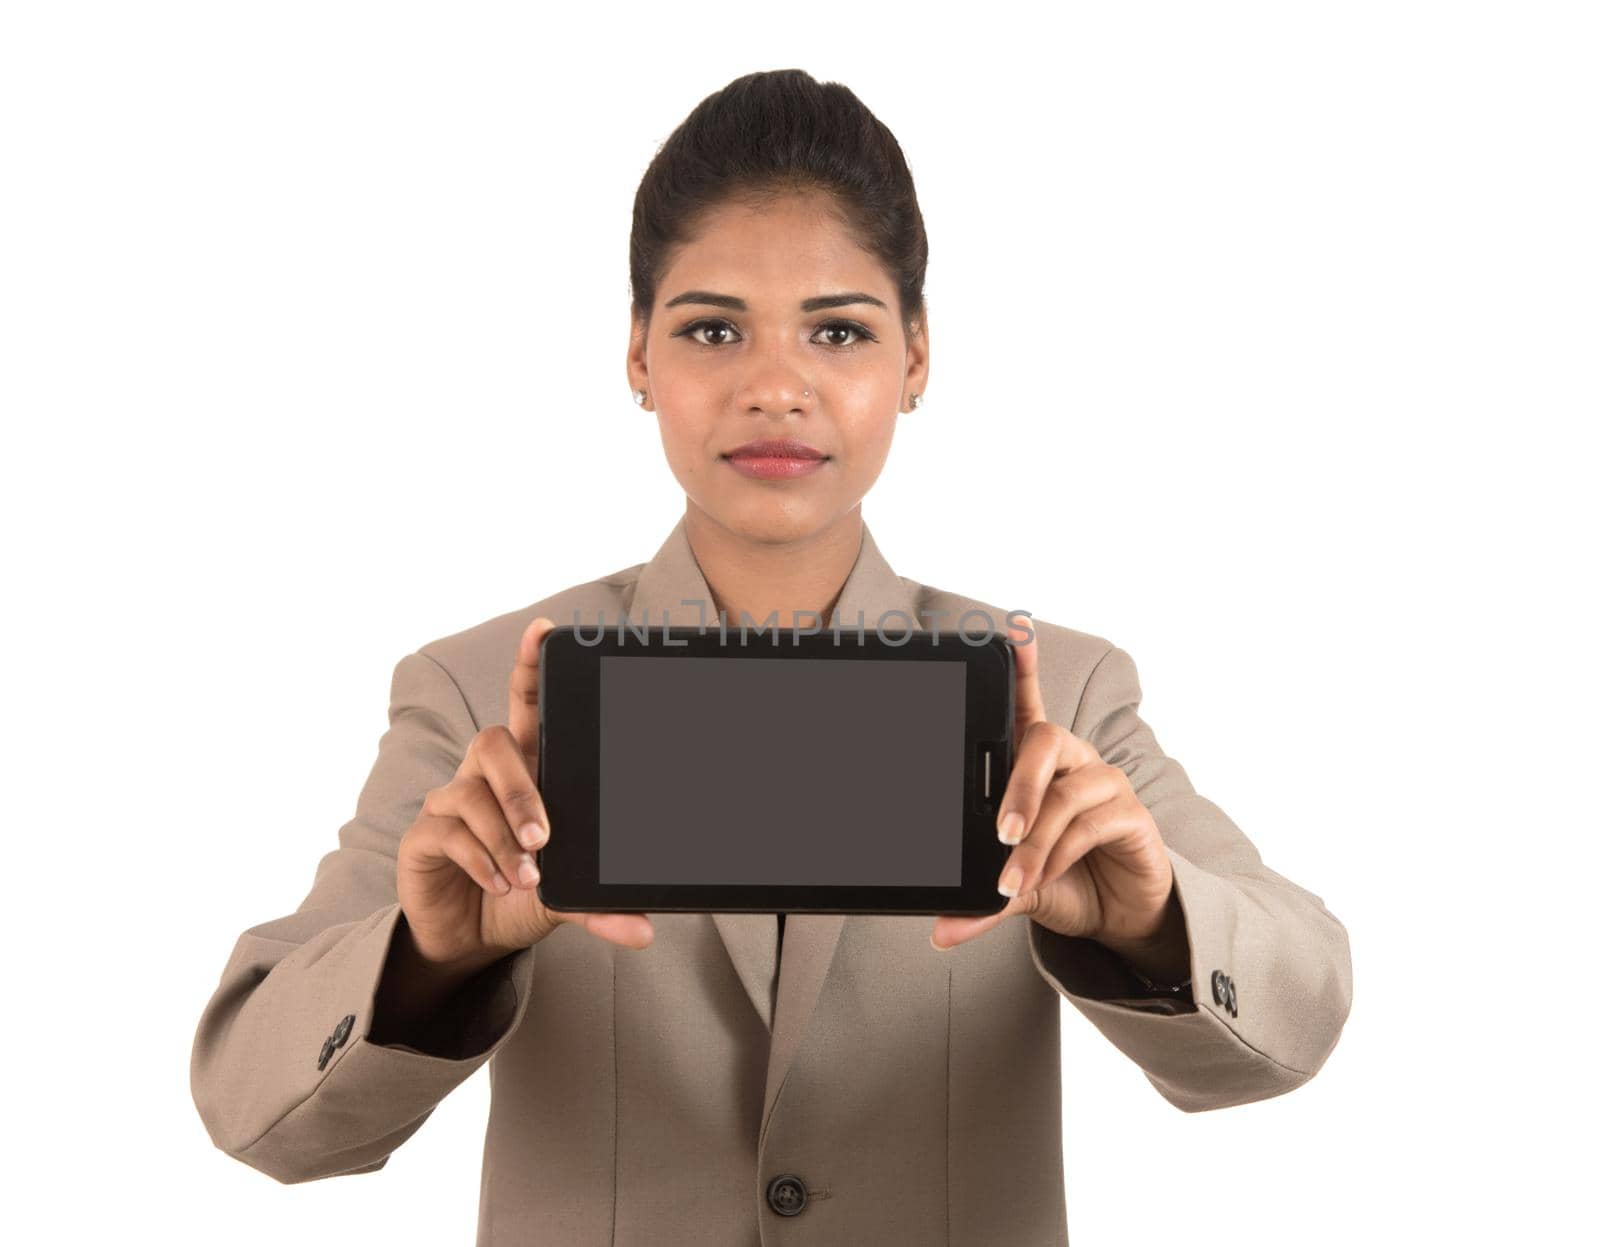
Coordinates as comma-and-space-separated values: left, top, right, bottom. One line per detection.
663, 290, 889, 313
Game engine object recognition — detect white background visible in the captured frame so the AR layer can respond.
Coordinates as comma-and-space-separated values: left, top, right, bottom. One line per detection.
4, 2, 1595, 1242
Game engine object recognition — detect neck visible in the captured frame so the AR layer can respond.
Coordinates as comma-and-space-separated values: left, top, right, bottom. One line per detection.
682, 503, 864, 631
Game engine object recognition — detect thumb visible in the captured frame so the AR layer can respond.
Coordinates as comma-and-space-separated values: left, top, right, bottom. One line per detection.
508, 616, 556, 759
1008, 618, 1047, 736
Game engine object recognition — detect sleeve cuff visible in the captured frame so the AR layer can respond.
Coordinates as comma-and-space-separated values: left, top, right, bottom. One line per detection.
1025, 845, 1328, 1112
368, 910, 533, 1061
233, 902, 537, 1180
1027, 920, 1197, 1014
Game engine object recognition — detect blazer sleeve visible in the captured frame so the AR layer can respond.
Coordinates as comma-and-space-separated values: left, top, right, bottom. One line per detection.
1026, 644, 1354, 1112
189, 650, 539, 1183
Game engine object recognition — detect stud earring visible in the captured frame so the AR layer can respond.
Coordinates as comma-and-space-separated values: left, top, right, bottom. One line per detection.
910, 393, 923, 409
632, 388, 646, 406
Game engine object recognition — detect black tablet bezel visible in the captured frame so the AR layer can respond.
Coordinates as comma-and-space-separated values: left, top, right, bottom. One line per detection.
535, 623, 1015, 916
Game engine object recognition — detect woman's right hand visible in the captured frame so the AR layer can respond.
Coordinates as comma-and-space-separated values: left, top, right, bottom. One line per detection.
395, 616, 656, 974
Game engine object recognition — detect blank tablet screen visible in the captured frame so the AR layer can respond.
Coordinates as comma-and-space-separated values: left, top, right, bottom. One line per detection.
598, 655, 967, 887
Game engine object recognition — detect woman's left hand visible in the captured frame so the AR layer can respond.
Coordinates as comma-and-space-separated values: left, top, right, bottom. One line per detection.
929, 624, 1187, 980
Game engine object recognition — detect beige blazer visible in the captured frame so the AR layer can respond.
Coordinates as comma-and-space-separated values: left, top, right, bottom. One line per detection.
190, 516, 1353, 1245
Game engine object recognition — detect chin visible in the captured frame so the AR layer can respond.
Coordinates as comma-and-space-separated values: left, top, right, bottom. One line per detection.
707, 497, 832, 545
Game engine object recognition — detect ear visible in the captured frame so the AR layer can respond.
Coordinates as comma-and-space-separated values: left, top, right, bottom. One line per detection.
903, 312, 929, 412
626, 305, 651, 410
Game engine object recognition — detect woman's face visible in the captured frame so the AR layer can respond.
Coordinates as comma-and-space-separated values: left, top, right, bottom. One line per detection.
628, 191, 929, 545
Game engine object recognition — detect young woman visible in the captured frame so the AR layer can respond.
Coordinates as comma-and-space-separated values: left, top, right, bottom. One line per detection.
191, 69, 1353, 1245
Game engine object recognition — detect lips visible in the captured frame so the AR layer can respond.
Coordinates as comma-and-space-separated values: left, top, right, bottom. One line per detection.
723, 438, 829, 461
720, 438, 831, 481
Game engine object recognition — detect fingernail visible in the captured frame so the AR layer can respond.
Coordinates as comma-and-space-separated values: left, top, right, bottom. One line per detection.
518, 855, 539, 887
930, 932, 947, 952
491, 871, 511, 894
998, 812, 1024, 845
999, 866, 1022, 897
517, 822, 544, 849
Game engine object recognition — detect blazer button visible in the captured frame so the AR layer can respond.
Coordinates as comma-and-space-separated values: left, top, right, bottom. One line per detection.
332, 1013, 355, 1047
317, 1037, 336, 1071
766, 1173, 808, 1217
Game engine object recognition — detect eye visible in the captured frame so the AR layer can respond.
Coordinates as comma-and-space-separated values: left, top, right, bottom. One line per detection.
669, 316, 880, 351
813, 319, 877, 351
670, 317, 743, 348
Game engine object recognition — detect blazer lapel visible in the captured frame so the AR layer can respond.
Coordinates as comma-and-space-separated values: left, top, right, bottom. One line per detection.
623, 513, 925, 1146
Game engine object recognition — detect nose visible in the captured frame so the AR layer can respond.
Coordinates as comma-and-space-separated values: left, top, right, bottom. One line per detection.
737, 363, 815, 417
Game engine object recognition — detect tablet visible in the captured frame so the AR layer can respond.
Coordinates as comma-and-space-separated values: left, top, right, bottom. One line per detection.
534, 623, 1015, 916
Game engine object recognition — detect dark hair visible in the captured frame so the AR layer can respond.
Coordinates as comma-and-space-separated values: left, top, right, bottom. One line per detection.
629, 69, 928, 337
